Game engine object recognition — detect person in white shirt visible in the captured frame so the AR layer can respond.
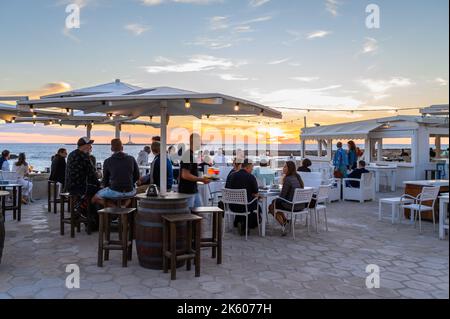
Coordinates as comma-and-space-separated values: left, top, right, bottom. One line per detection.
12, 153, 33, 204
214, 149, 227, 166
137, 146, 151, 167
0, 150, 10, 172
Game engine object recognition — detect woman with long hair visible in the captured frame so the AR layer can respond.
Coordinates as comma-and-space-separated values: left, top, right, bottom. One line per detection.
347, 140, 358, 170
49, 148, 67, 187
269, 161, 305, 236
12, 153, 33, 204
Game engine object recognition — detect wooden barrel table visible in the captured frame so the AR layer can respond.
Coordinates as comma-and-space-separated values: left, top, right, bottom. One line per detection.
135, 193, 192, 270
403, 180, 449, 221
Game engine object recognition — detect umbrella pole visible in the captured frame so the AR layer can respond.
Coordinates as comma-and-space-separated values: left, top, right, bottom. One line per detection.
86, 123, 92, 139
160, 103, 168, 195
115, 122, 121, 139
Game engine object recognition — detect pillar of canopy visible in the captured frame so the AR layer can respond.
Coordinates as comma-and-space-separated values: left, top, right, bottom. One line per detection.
18, 86, 282, 195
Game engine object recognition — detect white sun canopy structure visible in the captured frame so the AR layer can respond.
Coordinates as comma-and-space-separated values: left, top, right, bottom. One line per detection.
300, 113, 449, 184
18, 84, 282, 194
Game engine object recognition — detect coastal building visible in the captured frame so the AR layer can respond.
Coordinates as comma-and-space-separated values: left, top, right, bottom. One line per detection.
300, 109, 449, 187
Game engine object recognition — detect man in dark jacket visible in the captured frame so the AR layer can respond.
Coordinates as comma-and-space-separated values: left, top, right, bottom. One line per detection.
50, 148, 67, 187
225, 159, 260, 235
346, 160, 370, 188
66, 138, 99, 196
92, 139, 139, 207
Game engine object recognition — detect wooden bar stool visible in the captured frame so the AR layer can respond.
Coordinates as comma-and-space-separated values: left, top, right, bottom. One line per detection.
1, 190, 8, 220
98, 208, 136, 268
191, 207, 224, 265
60, 195, 92, 238
47, 180, 61, 214
162, 214, 202, 280
0, 184, 23, 222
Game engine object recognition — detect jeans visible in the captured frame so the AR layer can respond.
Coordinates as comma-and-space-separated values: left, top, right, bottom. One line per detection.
96, 187, 137, 199
186, 193, 202, 208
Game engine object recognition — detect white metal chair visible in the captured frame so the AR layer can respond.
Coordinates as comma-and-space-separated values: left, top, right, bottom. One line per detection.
222, 188, 260, 241
312, 185, 331, 232
342, 172, 376, 203
401, 186, 440, 233
274, 188, 314, 240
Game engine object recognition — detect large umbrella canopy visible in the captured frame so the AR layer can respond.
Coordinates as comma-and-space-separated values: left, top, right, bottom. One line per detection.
18, 85, 282, 195
0, 103, 68, 122
41, 79, 142, 99
18, 86, 282, 119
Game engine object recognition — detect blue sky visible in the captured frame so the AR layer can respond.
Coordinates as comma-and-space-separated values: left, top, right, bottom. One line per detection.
0, 0, 448, 143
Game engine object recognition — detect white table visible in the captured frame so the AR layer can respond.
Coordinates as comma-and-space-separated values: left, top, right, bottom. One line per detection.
367, 165, 397, 192
439, 194, 449, 240
259, 190, 281, 237
379, 197, 414, 224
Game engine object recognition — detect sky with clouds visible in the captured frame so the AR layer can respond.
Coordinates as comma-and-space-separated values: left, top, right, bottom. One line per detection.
0, 0, 448, 144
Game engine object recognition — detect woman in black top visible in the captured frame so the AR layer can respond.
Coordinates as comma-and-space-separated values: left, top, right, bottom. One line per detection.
49, 148, 67, 187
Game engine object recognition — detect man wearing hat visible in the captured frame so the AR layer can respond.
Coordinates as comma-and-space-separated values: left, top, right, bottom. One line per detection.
65, 137, 101, 227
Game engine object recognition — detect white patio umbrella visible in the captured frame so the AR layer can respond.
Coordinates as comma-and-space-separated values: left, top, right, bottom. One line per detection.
18, 86, 282, 195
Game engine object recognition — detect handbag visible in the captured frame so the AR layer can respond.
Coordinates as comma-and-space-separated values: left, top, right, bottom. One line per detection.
333, 169, 344, 179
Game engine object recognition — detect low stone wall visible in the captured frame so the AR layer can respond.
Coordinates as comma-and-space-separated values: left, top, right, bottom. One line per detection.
31, 174, 50, 200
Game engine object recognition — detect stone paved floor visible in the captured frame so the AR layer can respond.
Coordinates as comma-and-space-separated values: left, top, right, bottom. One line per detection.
0, 191, 448, 299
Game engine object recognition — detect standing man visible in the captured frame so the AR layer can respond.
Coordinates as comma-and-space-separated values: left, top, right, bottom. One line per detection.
92, 139, 140, 207
179, 133, 210, 208
333, 142, 349, 178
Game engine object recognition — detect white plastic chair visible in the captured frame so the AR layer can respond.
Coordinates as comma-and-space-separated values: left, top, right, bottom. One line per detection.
312, 185, 330, 232
401, 186, 440, 233
222, 188, 260, 241
342, 172, 376, 203
274, 188, 314, 240
299, 172, 322, 189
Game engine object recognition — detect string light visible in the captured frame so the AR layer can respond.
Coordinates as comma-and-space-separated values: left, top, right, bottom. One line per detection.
11, 117, 16, 123
234, 102, 240, 112
108, 113, 114, 120
33, 121, 36, 126
49, 120, 53, 125
32, 112, 37, 119
66, 108, 71, 116
185, 99, 191, 109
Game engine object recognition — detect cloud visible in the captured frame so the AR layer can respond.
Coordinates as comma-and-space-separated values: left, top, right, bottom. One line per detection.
62, 27, 80, 42
360, 77, 414, 99
249, 0, 270, 7
218, 74, 250, 81
291, 77, 320, 82
145, 55, 242, 73
435, 78, 448, 86
57, 0, 91, 8
209, 16, 229, 30
141, 0, 223, 5
0, 82, 72, 99
124, 23, 150, 36
246, 85, 362, 109
306, 30, 331, 39
362, 37, 378, 54
188, 35, 252, 49
268, 58, 290, 65
325, 0, 340, 17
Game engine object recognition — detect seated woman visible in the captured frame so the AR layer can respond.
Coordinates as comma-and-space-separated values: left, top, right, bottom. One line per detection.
12, 153, 33, 204
269, 161, 306, 236
297, 158, 312, 172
